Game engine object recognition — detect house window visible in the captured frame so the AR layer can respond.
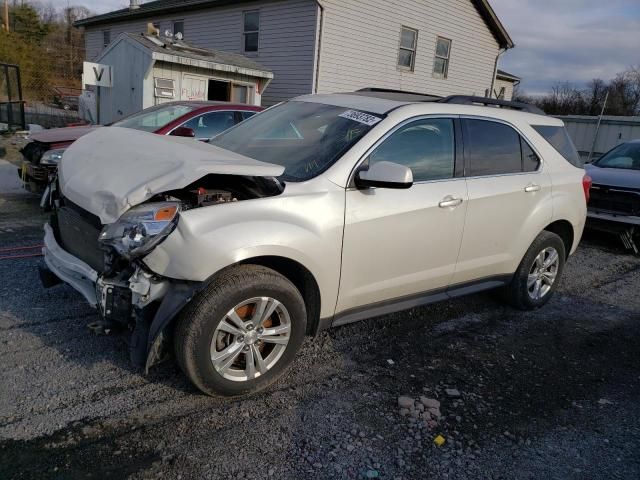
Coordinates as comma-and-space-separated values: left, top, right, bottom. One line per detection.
103, 30, 111, 48
243, 11, 259, 52
173, 20, 184, 38
433, 36, 451, 78
397, 26, 418, 70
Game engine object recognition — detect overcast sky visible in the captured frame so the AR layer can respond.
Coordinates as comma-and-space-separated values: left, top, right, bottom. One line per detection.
79, 0, 640, 96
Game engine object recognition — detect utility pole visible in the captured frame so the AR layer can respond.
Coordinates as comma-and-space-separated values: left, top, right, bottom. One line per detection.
587, 91, 609, 163
2, 0, 9, 32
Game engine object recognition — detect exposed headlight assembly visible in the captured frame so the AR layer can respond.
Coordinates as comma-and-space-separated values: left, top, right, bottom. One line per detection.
99, 202, 181, 259
40, 148, 66, 165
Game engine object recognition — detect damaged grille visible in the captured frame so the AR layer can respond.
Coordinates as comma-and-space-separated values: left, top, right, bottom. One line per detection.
589, 184, 640, 216
20, 141, 49, 164
53, 202, 105, 272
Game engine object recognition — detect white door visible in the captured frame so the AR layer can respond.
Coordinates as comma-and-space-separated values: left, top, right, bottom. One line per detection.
452, 118, 553, 284
181, 74, 208, 101
337, 117, 468, 312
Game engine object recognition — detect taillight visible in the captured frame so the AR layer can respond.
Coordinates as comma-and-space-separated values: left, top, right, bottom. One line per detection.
582, 174, 592, 203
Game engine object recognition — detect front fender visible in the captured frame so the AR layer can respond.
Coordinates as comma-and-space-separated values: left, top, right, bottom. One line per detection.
142, 180, 345, 319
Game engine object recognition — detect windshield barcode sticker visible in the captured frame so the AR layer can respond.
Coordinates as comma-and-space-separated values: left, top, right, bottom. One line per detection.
339, 110, 382, 126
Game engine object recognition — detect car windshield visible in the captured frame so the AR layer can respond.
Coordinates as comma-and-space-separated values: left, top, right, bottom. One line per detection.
594, 142, 640, 170
210, 101, 382, 181
112, 104, 197, 132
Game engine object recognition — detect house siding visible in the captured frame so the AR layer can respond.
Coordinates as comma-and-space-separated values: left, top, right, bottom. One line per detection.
84, 0, 318, 106
316, 0, 501, 98
494, 77, 515, 101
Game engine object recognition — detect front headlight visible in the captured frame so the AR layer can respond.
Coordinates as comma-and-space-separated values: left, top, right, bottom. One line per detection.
99, 202, 181, 259
40, 148, 66, 165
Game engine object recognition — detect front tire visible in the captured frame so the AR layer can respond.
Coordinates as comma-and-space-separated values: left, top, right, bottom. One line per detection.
504, 231, 566, 310
174, 265, 307, 397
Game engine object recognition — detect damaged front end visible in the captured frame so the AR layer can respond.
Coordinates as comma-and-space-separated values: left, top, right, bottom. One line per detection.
41, 127, 285, 370
43, 173, 284, 370
41, 127, 287, 369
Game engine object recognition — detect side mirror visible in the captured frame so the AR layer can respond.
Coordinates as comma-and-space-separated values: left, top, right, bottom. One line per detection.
354, 161, 413, 189
170, 126, 196, 138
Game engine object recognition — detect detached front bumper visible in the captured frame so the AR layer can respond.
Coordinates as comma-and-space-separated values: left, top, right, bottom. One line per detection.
43, 222, 98, 306
42, 221, 197, 370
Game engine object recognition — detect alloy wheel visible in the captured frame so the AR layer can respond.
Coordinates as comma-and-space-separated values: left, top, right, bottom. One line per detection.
527, 246, 559, 300
210, 297, 291, 381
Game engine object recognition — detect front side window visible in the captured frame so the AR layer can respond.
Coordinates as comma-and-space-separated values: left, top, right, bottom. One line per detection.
593, 142, 640, 170
397, 27, 418, 70
243, 11, 260, 52
103, 30, 111, 48
463, 119, 523, 176
211, 101, 381, 181
112, 104, 197, 132
532, 125, 581, 167
368, 118, 455, 182
433, 36, 451, 78
181, 111, 236, 138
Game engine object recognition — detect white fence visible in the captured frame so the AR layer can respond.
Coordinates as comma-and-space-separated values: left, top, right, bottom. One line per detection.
556, 115, 640, 162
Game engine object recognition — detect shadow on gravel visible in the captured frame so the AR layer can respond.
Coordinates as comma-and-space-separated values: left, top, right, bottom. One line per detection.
0, 418, 159, 480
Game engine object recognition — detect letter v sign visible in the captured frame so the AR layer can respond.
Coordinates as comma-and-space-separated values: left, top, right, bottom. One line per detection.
93, 66, 104, 82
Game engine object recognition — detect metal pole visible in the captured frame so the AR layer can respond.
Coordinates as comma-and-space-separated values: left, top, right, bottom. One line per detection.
588, 91, 609, 163
14, 62, 25, 129
96, 86, 100, 125
5, 64, 13, 130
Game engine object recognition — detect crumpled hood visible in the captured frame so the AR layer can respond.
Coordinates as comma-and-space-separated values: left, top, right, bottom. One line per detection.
585, 164, 640, 190
59, 127, 284, 224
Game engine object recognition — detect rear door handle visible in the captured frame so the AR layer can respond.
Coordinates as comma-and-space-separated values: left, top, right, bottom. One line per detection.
524, 183, 541, 193
438, 196, 463, 208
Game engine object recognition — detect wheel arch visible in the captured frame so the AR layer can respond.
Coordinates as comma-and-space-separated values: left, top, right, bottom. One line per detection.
238, 255, 322, 336
543, 219, 574, 257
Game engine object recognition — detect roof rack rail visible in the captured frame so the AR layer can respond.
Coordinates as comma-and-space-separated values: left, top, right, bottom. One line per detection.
354, 87, 442, 103
439, 95, 545, 115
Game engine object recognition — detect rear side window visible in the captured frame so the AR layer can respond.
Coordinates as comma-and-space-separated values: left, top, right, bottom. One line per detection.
463, 119, 522, 176
532, 125, 581, 167
521, 140, 540, 172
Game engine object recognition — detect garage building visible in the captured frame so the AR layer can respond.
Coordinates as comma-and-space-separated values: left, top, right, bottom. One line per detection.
92, 31, 273, 124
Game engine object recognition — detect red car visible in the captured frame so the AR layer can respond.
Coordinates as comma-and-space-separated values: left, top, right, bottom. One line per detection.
20, 101, 263, 189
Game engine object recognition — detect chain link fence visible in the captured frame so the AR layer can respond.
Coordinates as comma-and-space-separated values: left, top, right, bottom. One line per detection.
20, 75, 82, 129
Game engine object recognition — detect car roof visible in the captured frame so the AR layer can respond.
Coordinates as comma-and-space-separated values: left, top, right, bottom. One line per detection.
295, 92, 560, 126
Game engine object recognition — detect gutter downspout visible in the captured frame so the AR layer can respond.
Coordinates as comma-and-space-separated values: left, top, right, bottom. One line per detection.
489, 46, 507, 98
314, 0, 325, 94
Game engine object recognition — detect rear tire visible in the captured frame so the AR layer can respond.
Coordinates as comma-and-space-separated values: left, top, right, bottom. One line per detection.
504, 231, 566, 311
174, 265, 307, 397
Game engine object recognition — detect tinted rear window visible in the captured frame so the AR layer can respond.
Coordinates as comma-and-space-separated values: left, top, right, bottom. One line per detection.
463, 119, 522, 176
532, 125, 581, 167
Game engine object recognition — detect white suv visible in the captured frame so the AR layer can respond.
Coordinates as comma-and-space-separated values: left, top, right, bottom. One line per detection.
42, 91, 589, 396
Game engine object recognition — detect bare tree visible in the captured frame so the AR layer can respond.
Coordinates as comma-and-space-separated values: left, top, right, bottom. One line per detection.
583, 78, 608, 115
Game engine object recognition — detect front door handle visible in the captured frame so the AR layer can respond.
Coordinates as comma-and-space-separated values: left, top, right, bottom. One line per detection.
438, 196, 463, 208
524, 183, 541, 193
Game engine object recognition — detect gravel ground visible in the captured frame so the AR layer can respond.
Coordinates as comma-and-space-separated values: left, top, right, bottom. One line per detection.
0, 161, 639, 479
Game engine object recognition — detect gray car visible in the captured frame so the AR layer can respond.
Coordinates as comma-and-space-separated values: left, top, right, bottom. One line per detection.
585, 139, 640, 253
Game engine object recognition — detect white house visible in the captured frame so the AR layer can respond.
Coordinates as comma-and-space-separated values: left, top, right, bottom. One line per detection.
76, 0, 515, 106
